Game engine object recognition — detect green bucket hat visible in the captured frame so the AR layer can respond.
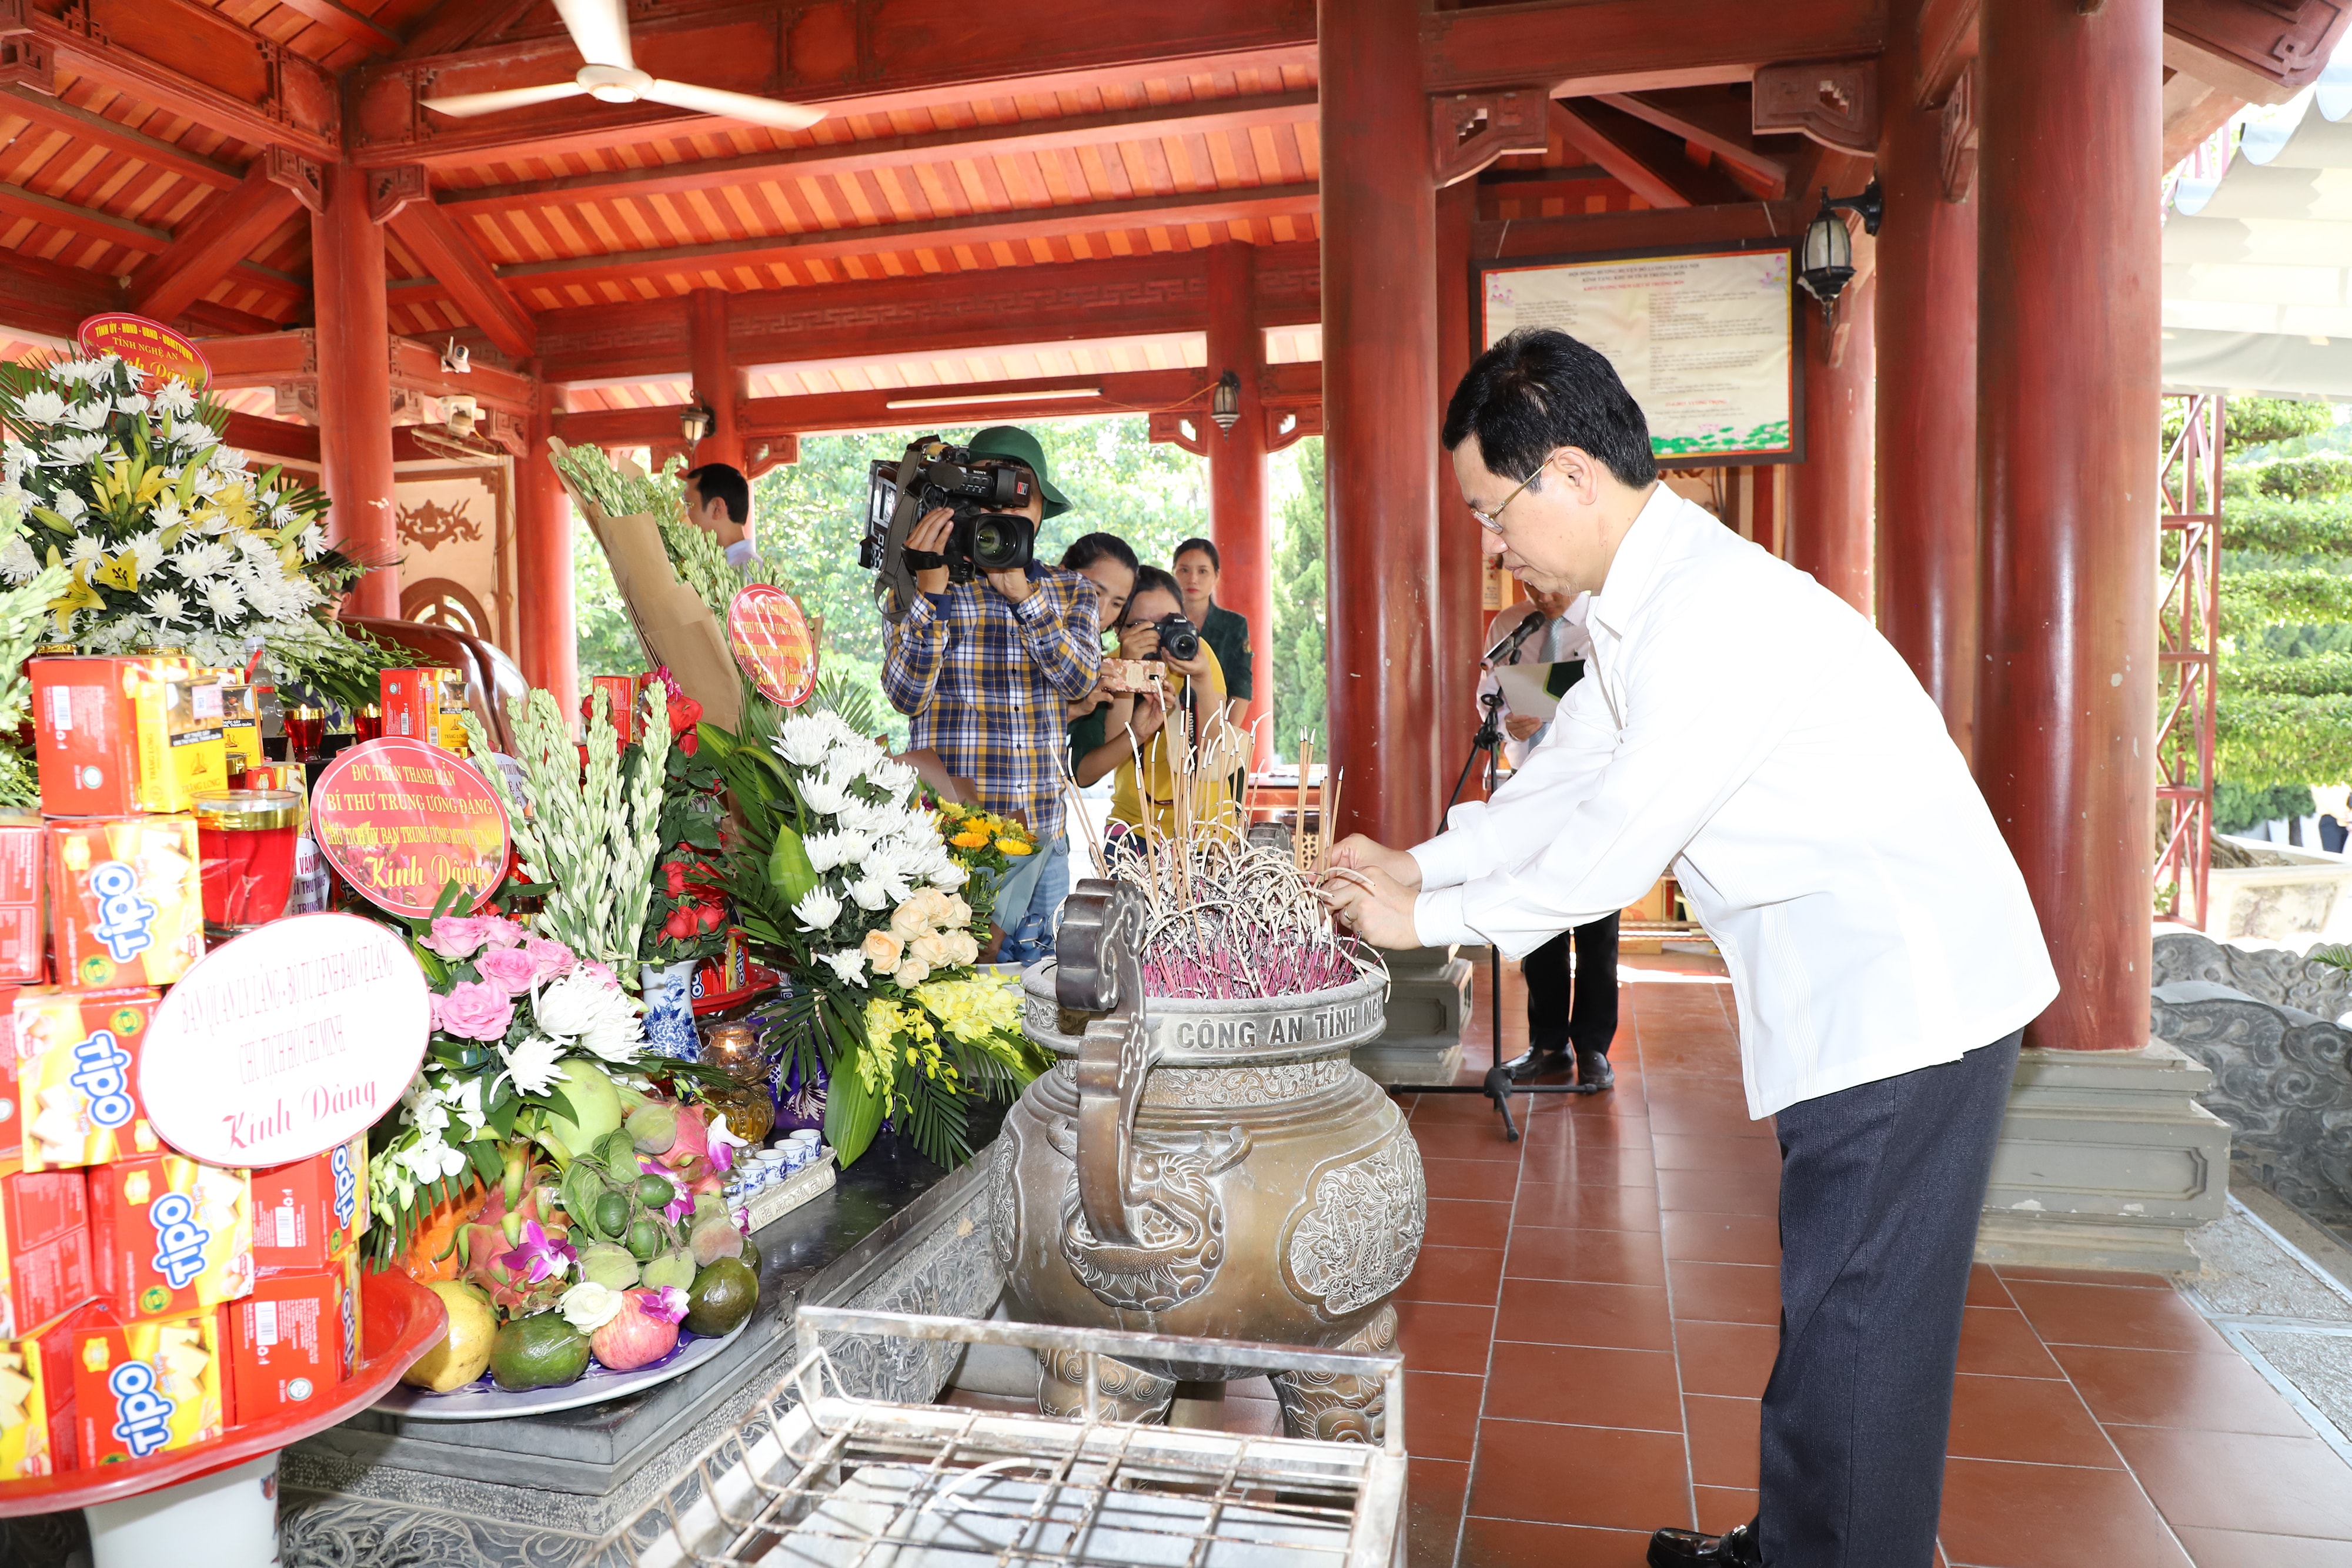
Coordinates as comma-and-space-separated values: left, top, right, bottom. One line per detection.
965, 425, 1070, 519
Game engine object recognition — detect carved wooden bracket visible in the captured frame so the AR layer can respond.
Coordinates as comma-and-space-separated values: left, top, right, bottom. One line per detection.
1753, 59, 1881, 153
366, 164, 429, 225
271, 379, 318, 423
265, 145, 325, 215
0, 0, 52, 94
2166, 0, 2351, 99
1148, 409, 1210, 456
479, 408, 527, 457
1431, 88, 1551, 188
1267, 404, 1322, 453
1940, 62, 1979, 203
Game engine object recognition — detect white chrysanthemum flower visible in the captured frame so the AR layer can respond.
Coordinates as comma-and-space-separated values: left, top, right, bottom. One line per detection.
209, 444, 245, 473
800, 831, 848, 873
0, 537, 38, 584
51, 490, 86, 524
929, 860, 968, 891
126, 531, 168, 577
201, 577, 243, 623
149, 499, 184, 533
269, 502, 299, 528
298, 524, 327, 560
173, 538, 232, 579
64, 536, 103, 570
62, 398, 111, 432
847, 874, 890, 911
2, 444, 30, 484
580, 1012, 641, 1064
234, 571, 283, 620
46, 359, 88, 385
152, 379, 195, 417
235, 532, 276, 563
798, 775, 850, 817
773, 715, 833, 768
16, 390, 63, 425
52, 432, 105, 466
114, 393, 148, 417
143, 588, 189, 626
818, 949, 869, 989
792, 886, 843, 932
274, 574, 321, 613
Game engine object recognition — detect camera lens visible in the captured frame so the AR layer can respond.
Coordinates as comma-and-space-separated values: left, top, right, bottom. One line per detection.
968, 513, 1034, 573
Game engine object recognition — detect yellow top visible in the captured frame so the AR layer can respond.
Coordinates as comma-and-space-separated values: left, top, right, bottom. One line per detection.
1108, 645, 1240, 837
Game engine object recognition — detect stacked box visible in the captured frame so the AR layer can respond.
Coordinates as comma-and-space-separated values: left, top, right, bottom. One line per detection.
0, 1319, 81, 1477
131, 671, 226, 814
13, 988, 162, 1172
68, 1312, 224, 1463
47, 818, 203, 989
249, 1135, 366, 1271
0, 1165, 91, 1340
378, 668, 451, 746
220, 1250, 358, 1420
87, 1155, 253, 1320
28, 659, 145, 818
0, 820, 42, 984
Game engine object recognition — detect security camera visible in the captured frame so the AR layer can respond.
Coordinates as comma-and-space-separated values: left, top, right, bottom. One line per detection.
440, 340, 472, 375
444, 394, 479, 436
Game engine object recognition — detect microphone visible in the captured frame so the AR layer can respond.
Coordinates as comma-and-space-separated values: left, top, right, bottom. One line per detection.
1482, 606, 1549, 667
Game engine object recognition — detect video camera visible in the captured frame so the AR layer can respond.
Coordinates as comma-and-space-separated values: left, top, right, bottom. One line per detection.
863, 440, 1040, 606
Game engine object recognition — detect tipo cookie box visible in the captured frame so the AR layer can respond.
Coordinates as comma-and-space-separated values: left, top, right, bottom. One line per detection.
87, 1155, 254, 1320
219, 1251, 358, 1422
249, 1135, 367, 1272
11, 987, 161, 1172
69, 1311, 225, 1463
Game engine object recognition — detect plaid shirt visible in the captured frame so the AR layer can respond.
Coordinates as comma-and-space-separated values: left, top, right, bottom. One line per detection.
882, 564, 1102, 840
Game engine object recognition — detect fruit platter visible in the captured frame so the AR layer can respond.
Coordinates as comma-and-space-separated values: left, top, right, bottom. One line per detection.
388, 1086, 764, 1412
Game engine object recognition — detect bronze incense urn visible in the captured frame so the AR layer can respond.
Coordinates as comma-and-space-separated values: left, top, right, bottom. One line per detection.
990, 880, 1426, 1442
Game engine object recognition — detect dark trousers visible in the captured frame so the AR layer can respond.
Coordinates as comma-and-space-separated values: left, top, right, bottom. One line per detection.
1756, 1032, 2022, 1568
1523, 912, 1619, 1055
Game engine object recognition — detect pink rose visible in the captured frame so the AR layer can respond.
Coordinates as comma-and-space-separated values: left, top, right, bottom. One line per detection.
423, 916, 496, 961
522, 935, 574, 985
433, 979, 515, 1041
482, 917, 526, 950
476, 944, 539, 996
581, 960, 619, 987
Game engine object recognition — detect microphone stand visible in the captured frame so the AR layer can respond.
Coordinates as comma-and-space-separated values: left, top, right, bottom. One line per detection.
1414, 683, 1603, 1144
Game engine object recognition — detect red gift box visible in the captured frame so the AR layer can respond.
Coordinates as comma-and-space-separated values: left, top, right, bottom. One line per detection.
219, 1252, 358, 1423
0, 1164, 91, 1342
249, 1134, 368, 1272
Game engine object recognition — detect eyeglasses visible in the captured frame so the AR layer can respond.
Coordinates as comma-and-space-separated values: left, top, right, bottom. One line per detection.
1469, 453, 1557, 531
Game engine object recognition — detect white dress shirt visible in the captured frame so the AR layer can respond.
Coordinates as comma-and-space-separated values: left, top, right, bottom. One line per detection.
1476, 600, 1593, 768
1411, 486, 2057, 1118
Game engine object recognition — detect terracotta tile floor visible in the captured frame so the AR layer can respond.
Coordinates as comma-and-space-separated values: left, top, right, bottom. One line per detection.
1381, 952, 2352, 1568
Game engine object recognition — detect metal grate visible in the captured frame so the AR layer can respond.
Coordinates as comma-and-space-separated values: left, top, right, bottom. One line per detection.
605, 1308, 1407, 1568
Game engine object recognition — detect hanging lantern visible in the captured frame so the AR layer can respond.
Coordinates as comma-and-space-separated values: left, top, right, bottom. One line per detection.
1796, 179, 1884, 331
1210, 369, 1242, 436
680, 403, 715, 443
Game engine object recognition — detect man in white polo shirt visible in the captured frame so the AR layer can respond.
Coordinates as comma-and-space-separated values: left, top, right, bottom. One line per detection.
1323, 327, 2057, 1568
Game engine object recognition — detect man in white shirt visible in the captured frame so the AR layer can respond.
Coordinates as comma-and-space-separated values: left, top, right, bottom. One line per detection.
1324, 328, 2057, 1568
683, 462, 756, 570
1478, 589, 1618, 1088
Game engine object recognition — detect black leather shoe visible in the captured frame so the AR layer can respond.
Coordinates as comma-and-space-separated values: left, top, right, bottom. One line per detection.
1647, 1522, 1761, 1567
1501, 1045, 1573, 1082
1576, 1049, 1615, 1089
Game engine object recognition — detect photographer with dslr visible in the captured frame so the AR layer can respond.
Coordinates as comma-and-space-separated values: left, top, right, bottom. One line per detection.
879, 427, 1102, 931
1074, 566, 1235, 835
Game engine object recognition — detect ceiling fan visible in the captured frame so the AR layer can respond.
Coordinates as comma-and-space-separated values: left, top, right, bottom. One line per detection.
421, 0, 826, 132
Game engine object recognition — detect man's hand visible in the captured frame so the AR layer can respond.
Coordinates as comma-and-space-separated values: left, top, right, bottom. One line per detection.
1125, 685, 1170, 744
1506, 713, 1542, 741
1331, 834, 1424, 891
1319, 862, 1422, 950
906, 507, 956, 597
984, 564, 1035, 605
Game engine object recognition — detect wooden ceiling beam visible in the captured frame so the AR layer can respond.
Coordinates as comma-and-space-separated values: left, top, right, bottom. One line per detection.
436, 89, 1320, 219
0, 250, 125, 342
267, 0, 404, 57
523, 240, 1322, 385
20, 2, 340, 162
1424, 0, 1884, 97
1474, 197, 1809, 261
377, 176, 535, 359
1548, 102, 1698, 209
131, 161, 308, 324
0, 85, 245, 192
349, 0, 1315, 169
1594, 91, 1789, 196
476, 183, 1320, 299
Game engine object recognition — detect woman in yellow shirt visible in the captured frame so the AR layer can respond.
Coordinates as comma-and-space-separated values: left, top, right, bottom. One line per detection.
1071, 566, 1240, 838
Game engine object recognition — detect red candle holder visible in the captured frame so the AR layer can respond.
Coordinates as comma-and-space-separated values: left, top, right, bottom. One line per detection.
353, 704, 383, 743
283, 706, 325, 764
193, 789, 302, 937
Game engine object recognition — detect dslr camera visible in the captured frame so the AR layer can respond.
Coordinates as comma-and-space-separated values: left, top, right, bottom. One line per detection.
863, 439, 1040, 590
1150, 612, 1201, 663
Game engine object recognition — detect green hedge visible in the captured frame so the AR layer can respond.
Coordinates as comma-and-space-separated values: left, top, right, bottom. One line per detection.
2228, 397, 2335, 451
2220, 569, 2352, 637
2226, 454, 2352, 502
2220, 494, 2352, 556
2224, 652, 2352, 696
2217, 691, 2352, 788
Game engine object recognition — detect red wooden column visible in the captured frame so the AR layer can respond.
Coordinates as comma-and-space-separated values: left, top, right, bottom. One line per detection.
517, 384, 577, 718
688, 287, 743, 469
1320, 0, 1441, 844
312, 164, 399, 618
1976, 0, 2161, 1054
1877, 8, 1982, 757
1205, 243, 1274, 771
1435, 178, 1488, 795
1788, 273, 1876, 614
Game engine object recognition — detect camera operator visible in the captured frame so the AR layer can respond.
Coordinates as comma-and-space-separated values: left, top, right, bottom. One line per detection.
1479, 585, 1616, 1090
881, 427, 1102, 937
1074, 566, 1235, 835
682, 462, 755, 569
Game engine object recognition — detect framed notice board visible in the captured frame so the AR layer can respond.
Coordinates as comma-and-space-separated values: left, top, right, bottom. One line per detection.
1475, 240, 1803, 464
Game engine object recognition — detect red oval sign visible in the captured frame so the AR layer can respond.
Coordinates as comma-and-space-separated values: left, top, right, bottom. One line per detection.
309, 738, 510, 918
76, 312, 211, 389
141, 914, 432, 1168
727, 584, 818, 707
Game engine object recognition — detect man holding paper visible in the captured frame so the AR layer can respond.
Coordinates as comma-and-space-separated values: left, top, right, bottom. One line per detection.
1478, 586, 1618, 1086
1322, 327, 2056, 1568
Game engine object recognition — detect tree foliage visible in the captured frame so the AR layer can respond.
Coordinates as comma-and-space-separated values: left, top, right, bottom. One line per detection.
1269, 437, 1327, 759
2221, 651, 2352, 697
2219, 568, 2352, 639
2225, 453, 2352, 503
575, 517, 649, 678
2219, 693, 2352, 788
2222, 494, 2352, 557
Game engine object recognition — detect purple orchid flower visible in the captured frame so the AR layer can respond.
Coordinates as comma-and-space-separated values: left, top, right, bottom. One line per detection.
497, 1219, 576, 1285
637, 1286, 689, 1325
641, 1158, 697, 1223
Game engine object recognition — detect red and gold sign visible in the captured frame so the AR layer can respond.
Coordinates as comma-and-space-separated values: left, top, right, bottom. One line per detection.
74, 313, 211, 389
306, 739, 509, 918
726, 584, 818, 707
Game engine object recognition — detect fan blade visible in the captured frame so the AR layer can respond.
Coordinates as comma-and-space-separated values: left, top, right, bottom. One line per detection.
642, 78, 826, 132
553, 0, 633, 69
422, 81, 590, 118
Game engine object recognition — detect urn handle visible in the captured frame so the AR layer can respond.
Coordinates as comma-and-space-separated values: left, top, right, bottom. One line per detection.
1055, 877, 1155, 1246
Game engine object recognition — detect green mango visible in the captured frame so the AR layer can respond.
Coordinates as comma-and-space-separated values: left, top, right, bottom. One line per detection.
577, 1242, 640, 1290
543, 1061, 623, 1159
642, 1248, 698, 1292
